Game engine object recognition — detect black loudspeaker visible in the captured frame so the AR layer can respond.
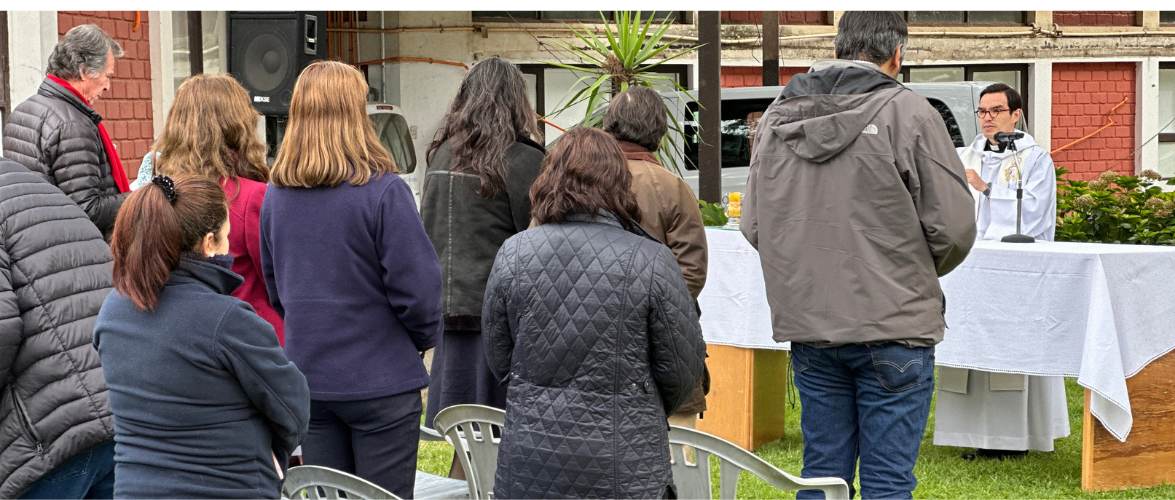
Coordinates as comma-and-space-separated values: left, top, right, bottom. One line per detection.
228, 11, 327, 116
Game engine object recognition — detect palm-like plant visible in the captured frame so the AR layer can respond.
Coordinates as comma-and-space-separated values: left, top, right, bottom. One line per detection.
545, 11, 700, 174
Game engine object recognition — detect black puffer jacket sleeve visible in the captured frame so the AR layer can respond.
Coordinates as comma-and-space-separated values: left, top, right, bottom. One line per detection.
646, 245, 706, 415
0, 244, 19, 384
49, 121, 126, 231
482, 238, 517, 383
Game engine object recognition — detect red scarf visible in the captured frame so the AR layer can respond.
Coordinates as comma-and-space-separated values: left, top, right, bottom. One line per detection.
46, 75, 130, 193
617, 140, 662, 166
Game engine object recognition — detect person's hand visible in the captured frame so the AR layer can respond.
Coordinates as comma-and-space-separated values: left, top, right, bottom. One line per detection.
965, 169, 987, 191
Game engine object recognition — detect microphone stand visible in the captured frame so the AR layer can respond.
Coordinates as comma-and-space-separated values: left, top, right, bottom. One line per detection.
998, 133, 1035, 243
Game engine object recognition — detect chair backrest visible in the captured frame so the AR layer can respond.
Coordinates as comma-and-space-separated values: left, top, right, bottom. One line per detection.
432, 404, 507, 500
283, 465, 402, 499
667, 426, 850, 500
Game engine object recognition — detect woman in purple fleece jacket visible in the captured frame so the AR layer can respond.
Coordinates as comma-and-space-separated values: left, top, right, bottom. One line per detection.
259, 60, 443, 498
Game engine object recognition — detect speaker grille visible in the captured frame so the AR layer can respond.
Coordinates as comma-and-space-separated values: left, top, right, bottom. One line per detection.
242, 32, 290, 92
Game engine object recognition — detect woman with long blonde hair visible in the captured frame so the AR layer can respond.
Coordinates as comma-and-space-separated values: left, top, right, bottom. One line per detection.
143, 73, 285, 344
260, 60, 443, 497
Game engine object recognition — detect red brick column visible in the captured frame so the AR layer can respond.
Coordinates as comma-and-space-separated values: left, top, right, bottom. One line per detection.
1051, 62, 1136, 181
1053, 12, 1137, 26
58, 11, 153, 182
721, 66, 808, 88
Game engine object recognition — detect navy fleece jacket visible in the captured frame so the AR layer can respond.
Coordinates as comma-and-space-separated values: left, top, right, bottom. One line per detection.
259, 173, 443, 401
94, 257, 310, 499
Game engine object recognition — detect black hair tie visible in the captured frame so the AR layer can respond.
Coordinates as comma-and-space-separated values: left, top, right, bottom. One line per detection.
151, 175, 177, 204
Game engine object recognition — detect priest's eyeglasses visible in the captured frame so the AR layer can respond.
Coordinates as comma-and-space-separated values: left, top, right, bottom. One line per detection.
976, 107, 1009, 118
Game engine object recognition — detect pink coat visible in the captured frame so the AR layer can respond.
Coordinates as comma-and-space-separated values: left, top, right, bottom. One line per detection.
222, 177, 285, 345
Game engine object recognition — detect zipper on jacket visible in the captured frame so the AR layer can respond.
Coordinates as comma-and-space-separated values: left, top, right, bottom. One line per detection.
10, 386, 45, 456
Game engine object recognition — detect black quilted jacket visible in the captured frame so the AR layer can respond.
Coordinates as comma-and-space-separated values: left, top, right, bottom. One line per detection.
483, 213, 706, 499
0, 160, 115, 497
2, 78, 126, 239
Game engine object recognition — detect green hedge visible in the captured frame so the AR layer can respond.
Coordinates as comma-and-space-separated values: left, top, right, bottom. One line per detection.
1056, 167, 1175, 245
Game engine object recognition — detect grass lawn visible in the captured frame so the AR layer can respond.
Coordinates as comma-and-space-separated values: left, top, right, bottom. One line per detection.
418, 376, 1175, 498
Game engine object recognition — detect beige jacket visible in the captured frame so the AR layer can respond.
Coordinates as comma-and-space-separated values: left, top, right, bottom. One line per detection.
619, 142, 708, 299
741, 60, 976, 347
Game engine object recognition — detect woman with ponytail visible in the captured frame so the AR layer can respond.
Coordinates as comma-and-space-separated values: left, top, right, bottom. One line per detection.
94, 176, 310, 499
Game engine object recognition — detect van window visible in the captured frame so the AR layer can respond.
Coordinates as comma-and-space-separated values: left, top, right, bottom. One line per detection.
684, 98, 776, 170
370, 113, 417, 174
926, 98, 965, 148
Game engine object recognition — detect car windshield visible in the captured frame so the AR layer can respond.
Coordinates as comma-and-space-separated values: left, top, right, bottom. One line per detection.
370, 113, 417, 174
684, 98, 776, 170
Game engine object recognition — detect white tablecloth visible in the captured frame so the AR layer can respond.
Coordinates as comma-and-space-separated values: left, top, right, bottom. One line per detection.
698, 228, 1175, 442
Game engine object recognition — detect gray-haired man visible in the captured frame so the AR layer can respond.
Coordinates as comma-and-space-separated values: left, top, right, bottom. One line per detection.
741, 11, 976, 499
3, 24, 129, 240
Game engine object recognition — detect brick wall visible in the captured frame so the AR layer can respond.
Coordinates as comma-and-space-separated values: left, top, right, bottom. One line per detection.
1053, 11, 1136, 26
1051, 62, 1136, 181
721, 66, 808, 88
58, 11, 153, 183
721, 12, 827, 25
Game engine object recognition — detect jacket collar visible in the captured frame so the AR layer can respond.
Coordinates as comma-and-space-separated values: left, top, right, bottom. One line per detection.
562, 210, 659, 242
38, 77, 102, 125
516, 135, 547, 154
169, 254, 243, 296
617, 141, 661, 166
781, 59, 902, 99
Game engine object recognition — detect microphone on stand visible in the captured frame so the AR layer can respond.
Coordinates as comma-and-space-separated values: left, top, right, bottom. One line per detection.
994, 131, 1035, 243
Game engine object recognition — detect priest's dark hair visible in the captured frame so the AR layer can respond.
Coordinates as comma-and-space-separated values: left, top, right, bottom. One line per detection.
980, 83, 1023, 113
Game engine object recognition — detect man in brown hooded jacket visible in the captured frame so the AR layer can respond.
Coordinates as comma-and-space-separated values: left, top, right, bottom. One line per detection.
604, 87, 710, 428
741, 11, 976, 499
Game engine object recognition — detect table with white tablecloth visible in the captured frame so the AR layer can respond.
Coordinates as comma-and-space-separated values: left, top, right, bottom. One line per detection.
698, 227, 1175, 443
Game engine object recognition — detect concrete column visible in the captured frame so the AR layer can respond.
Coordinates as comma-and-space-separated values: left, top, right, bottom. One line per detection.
1029, 60, 1052, 152
150, 11, 175, 138
1136, 58, 1160, 174
1139, 12, 1159, 31
7, 11, 58, 106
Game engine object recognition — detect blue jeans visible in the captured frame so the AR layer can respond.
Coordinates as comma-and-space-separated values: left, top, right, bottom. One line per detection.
791, 342, 935, 500
20, 441, 115, 499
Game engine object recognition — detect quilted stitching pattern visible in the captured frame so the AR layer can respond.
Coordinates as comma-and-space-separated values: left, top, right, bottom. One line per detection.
2, 79, 126, 238
484, 215, 705, 499
0, 161, 115, 497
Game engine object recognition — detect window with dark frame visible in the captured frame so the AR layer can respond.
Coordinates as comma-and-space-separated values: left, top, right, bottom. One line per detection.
898, 63, 1031, 126
903, 12, 1026, 25
1159, 62, 1175, 177
1162, 12, 1175, 24
473, 11, 687, 23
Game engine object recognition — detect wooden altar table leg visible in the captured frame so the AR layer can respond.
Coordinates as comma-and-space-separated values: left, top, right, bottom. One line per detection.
696, 344, 788, 450
1082, 349, 1175, 491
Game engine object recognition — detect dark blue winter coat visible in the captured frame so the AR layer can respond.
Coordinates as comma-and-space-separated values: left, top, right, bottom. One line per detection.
94, 256, 310, 499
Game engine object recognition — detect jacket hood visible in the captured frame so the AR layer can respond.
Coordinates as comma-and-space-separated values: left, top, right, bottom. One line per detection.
967, 130, 1039, 158
170, 255, 244, 296
763, 60, 906, 163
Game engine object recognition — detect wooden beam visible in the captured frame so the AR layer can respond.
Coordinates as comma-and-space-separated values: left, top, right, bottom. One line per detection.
187, 11, 203, 76
762, 12, 779, 87
697, 11, 722, 204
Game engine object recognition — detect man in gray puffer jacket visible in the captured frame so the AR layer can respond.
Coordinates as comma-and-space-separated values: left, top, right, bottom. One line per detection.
741, 11, 976, 500
3, 24, 128, 240
0, 159, 116, 498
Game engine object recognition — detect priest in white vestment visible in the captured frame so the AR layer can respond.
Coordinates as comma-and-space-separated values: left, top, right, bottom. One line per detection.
933, 83, 1069, 459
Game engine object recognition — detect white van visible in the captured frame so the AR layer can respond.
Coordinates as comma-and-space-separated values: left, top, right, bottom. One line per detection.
668, 82, 991, 197
366, 103, 420, 199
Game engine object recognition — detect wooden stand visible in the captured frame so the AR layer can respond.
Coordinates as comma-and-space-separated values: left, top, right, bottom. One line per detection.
696, 344, 789, 451
1082, 350, 1175, 491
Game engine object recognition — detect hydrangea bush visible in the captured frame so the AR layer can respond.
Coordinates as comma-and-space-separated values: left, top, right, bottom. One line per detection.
1055, 167, 1175, 244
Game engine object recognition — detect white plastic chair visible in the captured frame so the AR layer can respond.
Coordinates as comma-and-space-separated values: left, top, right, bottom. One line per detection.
416, 425, 470, 499
283, 465, 401, 499
668, 426, 850, 500
432, 404, 506, 500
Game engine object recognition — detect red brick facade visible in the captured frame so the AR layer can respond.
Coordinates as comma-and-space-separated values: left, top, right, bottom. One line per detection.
721, 66, 809, 88
1053, 11, 1136, 26
1051, 62, 1136, 181
721, 12, 827, 25
58, 11, 153, 181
